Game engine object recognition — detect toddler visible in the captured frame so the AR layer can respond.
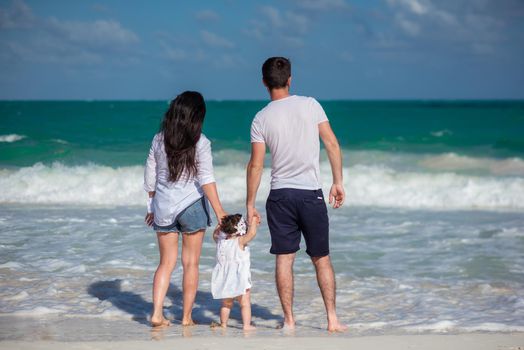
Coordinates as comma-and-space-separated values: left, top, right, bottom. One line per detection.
211, 214, 257, 330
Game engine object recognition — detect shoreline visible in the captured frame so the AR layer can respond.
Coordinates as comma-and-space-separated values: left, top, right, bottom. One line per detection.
1, 315, 523, 344
1, 333, 523, 350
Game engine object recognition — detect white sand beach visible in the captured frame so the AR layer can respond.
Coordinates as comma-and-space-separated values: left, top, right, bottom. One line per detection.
2, 333, 524, 350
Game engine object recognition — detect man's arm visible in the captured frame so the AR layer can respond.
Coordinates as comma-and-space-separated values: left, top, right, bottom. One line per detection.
319, 121, 345, 208
246, 142, 265, 223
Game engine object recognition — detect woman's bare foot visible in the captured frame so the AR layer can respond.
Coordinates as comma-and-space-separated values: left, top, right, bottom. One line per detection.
327, 321, 348, 333
151, 317, 171, 328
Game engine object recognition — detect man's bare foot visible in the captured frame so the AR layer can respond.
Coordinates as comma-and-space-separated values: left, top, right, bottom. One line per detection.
327, 321, 348, 333
243, 324, 256, 331
210, 321, 227, 329
182, 319, 196, 326
150, 317, 171, 328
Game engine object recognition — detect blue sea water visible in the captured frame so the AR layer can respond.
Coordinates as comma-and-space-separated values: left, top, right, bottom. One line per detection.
0, 100, 523, 339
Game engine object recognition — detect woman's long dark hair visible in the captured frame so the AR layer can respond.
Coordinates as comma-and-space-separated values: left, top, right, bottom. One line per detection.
161, 91, 206, 182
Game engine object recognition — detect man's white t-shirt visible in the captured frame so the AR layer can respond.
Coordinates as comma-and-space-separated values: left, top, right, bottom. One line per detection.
250, 95, 328, 190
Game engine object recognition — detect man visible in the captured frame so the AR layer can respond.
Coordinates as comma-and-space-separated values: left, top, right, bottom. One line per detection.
246, 57, 347, 332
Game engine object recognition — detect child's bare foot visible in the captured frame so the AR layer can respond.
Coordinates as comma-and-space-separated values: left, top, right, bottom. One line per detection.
327, 321, 348, 333
243, 324, 256, 331
276, 322, 295, 330
150, 317, 171, 328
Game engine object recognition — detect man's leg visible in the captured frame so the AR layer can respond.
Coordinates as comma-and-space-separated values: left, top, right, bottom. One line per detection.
311, 255, 347, 332
276, 252, 296, 328
266, 189, 301, 329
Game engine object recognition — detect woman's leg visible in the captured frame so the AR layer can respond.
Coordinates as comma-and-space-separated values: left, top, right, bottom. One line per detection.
151, 232, 179, 327
181, 229, 205, 325
238, 289, 255, 330
220, 298, 234, 327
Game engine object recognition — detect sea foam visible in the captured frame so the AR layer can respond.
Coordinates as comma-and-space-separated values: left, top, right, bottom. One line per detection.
0, 134, 26, 142
420, 153, 524, 176
0, 160, 523, 210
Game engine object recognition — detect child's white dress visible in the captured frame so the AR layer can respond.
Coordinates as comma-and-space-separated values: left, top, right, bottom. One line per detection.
211, 232, 252, 299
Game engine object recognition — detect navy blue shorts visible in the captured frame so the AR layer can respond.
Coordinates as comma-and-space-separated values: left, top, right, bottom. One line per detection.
265, 188, 329, 257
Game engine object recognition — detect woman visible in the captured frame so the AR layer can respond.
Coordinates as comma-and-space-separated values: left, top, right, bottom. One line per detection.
144, 91, 226, 327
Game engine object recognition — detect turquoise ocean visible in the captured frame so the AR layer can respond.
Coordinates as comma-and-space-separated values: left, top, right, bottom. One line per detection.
0, 100, 523, 340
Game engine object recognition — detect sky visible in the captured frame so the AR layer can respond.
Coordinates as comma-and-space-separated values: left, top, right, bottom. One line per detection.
0, 0, 523, 100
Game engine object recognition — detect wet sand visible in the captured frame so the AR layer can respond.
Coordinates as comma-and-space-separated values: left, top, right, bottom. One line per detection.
2, 333, 524, 350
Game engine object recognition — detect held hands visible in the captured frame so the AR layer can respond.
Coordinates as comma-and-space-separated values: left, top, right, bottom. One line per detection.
329, 183, 345, 209
212, 211, 228, 243
247, 206, 261, 226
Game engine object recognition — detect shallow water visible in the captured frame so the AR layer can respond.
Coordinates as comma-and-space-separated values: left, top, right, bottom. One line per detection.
1, 203, 523, 340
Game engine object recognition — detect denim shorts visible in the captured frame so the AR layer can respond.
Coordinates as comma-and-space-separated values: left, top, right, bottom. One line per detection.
153, 197, 211, 234
266, 188, 329, 257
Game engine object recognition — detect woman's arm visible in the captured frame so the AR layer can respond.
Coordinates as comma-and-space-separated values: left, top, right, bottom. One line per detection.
202, 182, 227, 222
198, 137, 226, 221
144, 136, 157, 193
144, 137, 157, 226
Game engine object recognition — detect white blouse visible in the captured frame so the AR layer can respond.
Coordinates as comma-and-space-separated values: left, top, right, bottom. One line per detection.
144, 132, 215, 226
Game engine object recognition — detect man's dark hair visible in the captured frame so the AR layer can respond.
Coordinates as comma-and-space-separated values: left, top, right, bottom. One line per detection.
262, 57, 291, 90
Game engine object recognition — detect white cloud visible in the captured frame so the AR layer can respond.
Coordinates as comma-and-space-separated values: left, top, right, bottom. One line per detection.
195, 9, 220, 21
387, 0, 429, 15
433, 9, 455, 25
0, 0, 140, 65
291, 0, 348, 11
0, 0, 33, 28
368, 32, 409, 49
157, 29, 237, 66
395, 14, 420, 36
47, 18, 139, 48
212, 53, 246, 68
282, 35, 304, 48
242, 20, 265, 41
158, 36, 208, 63
259, 6, 309, 35
285, 11, 309, 35
260, 6, 281, 27
91, 4, 110, 14
161, 45, 188, 61
384, 0, 509, 54
200, 30, 235, 48
6, 39, 103, 65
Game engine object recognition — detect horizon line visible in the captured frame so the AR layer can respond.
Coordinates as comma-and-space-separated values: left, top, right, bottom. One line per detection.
1, 98, 523, 102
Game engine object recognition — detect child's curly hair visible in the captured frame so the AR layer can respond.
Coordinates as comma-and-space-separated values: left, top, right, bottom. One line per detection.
220, 214, 242, 237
